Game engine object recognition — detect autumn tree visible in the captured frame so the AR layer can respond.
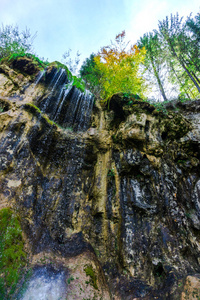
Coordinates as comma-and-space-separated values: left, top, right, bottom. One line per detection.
93, 31, 146, 101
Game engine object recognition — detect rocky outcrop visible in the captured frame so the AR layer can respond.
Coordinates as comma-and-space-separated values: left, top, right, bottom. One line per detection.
1, 57, 200, 299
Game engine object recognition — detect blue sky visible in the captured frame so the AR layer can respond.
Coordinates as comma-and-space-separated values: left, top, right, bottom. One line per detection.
0, 0, 199, 66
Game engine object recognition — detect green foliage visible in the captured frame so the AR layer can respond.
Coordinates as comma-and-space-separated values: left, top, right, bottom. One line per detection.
94, 31, 146, 102
0, 208, 27, 298
8, 52, 49, 68
0, 104, 4, 113
84, 265, 98, 290
24, 103, 42, 114
80, 54, 103, 98
72, 76, 85, 93
151, 101, 169, 114
0, 24, 36, 60
107, 169, 115, 177
24, 103, 75, 131
138, 32, 168, 101
157, 13, 200, 96
137, 11, 200, 101
122, 93, 142, 105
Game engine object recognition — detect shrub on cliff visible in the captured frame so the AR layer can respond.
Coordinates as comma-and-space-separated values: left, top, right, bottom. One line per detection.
0, 24, 36, 60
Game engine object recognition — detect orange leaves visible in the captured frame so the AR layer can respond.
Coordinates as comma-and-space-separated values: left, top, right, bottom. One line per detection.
99, 32, 141, 64
116, 30, 126, 42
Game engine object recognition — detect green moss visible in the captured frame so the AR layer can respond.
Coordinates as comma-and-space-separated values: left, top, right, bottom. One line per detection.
66, 75, 86, 93
84, 265, 98, 290
0, 208, 27, 298
24, 103, 58, 127
48, 61, 71, 79
8, 52, 49, 69
24, 103, 42, 114
42, 115, 57, 126
24, 103, 75, 131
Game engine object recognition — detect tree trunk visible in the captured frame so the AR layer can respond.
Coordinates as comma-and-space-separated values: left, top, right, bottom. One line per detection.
151, 58, 168, 101
169, 61, 191, 99
168, 39, 200, 93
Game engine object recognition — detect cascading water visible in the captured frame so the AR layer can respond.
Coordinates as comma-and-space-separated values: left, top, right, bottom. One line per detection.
62, 87, 94, 131
36, 68, 94, 131
34, 69, 47, 86
53, 81, 73, 122
40, 68, 67, 114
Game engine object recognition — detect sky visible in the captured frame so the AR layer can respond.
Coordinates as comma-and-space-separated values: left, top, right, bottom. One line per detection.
0, 0, 200, 67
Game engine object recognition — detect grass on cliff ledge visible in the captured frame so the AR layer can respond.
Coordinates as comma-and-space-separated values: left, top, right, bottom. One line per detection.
0, 208, 27, 299
24, 103, 58, 127
8, 52, 49, 68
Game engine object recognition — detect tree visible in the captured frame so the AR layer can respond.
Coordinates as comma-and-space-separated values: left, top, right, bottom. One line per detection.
62, 49, 81, 75
186, 13, 200, 73
158, 13, 200, 94
0, 24, 36, 59
138, 32, 168, 101
93, 31, 146, 101
79, 53, 103, 98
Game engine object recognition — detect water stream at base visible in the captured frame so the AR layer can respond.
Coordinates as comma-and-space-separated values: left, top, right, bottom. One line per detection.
19, 266, 67, 300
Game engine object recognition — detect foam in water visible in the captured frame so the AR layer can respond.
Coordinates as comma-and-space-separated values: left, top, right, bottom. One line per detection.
19, 266, 67, 300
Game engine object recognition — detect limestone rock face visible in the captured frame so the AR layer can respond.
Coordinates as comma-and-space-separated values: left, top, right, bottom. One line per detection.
1, 57, 200, 299
181, 276, 200, 299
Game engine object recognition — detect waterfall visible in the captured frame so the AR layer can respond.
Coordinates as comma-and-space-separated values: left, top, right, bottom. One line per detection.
41, 68, 67, 113
53, 81, 73, 122
34, 69, 46, 86
61, 87, 93, 131
37, 68, 94, 131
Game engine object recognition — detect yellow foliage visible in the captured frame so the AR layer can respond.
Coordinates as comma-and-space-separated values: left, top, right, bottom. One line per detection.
94, 31, 146, 101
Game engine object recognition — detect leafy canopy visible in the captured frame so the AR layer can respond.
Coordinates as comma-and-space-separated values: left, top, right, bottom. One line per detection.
80, 53, 103, 98
93, 31, 146, 101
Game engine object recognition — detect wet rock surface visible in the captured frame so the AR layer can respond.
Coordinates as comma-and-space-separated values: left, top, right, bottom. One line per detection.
1, 58, 200, 299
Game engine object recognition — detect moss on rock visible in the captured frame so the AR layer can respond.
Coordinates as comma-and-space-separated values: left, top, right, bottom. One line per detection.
84, 264, 98, 290
0, 208, 27, 298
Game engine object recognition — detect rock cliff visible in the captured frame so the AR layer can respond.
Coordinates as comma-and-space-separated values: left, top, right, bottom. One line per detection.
0, 57, 200, 299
